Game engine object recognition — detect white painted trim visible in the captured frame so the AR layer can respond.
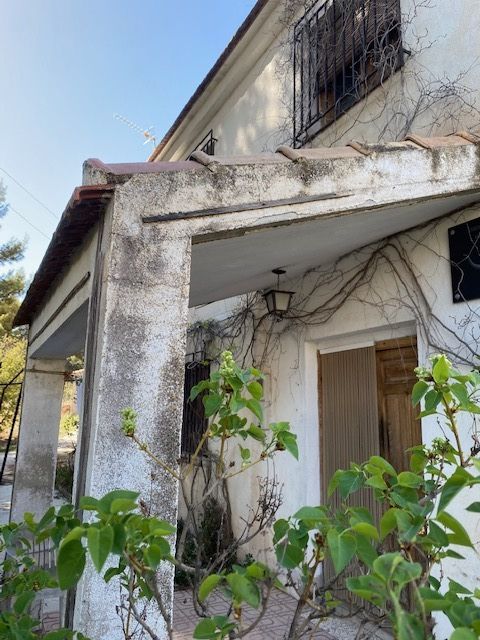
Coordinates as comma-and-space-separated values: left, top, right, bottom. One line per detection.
315, 321, 417, 355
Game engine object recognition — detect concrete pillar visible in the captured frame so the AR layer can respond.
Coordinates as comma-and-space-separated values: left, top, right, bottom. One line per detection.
10, 357, 65, 521
73, 220, 191, 640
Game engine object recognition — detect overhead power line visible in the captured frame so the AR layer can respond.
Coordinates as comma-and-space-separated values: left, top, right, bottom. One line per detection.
8, 205, 51, 240
0, 167, 59, 220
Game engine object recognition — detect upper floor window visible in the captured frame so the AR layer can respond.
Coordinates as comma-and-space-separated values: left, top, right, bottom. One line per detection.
293, 0, 403, 147
188, 129, 218, 159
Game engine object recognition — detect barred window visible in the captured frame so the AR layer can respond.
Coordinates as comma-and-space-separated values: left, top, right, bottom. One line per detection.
181, 359, 211, 459
293, 0, 403, 146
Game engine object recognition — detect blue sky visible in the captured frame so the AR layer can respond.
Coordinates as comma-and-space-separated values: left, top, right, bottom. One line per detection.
0, 1, 256, 280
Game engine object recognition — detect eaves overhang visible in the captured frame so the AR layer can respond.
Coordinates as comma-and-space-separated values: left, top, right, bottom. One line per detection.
14, 185, 115, 327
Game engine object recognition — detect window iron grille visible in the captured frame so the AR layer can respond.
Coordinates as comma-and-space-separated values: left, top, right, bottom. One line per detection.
188, 129, 218, 158
181, 356, 211, 459
293, 0, 403, 147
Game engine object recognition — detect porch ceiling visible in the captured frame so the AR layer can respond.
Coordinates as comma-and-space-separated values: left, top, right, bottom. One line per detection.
14, 131, 480, 329
189, 190, 480, 306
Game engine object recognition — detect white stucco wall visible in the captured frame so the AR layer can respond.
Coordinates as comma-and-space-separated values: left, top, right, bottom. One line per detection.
192, 203, 480, 639
158, 0, 480, 161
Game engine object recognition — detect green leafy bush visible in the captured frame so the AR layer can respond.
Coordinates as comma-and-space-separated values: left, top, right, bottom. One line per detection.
2, 353, 479, 640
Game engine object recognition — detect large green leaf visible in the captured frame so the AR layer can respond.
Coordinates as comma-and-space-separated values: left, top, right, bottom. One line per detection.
87, 525, 114, 572
193, 617, 236, 640
328, 469, 363, 499
110, 498, 137, 514
411, 380, 430, 406
351, 522, 379, 541
273, 518, 289, 543
346, 574, 385, 606
279, 432, 298, 460
327, 530, 356, 574
193, 619, 218, 639
373, 553, 421, 590
203, 393, 223, 417
427, 521, 449, 547
368, 455, 397, 477
13, 591, 35, 615
246, 398, 263, 422
418, 587, 451, 612
247, 424, 266, 442
437, 467, 473, 513
98, 490, 139, 514
293, 506, 326, 522
144, 544, 162, 569
57, 539, 86, 590
396, 471, 423, 488
198, 574, 223, 602
380, 508, 398, 539
436, 511, 473, 548
226, 573, 260, 608
275, 540, 304, 569
355, 533, 378, 568
247, 381, 263, 400
79, 496, 100, 511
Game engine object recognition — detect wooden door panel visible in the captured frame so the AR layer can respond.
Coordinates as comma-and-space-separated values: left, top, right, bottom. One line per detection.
376, 340, 421, 472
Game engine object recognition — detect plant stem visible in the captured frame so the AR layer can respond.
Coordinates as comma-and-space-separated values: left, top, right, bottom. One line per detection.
131, 434, 181, 481
442, 399, 465, 466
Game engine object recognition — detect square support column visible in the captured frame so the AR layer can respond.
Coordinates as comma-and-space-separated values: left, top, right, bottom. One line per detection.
10, 358, 66, 522
73, 217, 191, 640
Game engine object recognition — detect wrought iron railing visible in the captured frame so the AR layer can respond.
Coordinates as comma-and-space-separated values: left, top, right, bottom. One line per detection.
293, 0, 403, 147
188, 129, 218, 158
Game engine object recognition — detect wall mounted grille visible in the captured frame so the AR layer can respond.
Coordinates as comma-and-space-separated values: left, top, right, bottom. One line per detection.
293, 0, 403, 147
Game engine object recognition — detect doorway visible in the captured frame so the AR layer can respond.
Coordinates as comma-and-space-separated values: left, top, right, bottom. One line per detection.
318, 336, 421, 503
318, 337, 421, 597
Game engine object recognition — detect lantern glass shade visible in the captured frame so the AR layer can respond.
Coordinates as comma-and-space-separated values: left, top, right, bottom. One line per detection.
263, 289, 294, 315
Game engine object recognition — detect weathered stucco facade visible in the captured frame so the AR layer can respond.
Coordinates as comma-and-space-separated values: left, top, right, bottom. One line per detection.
150, 0, 480, 162
11, 135, 480, 638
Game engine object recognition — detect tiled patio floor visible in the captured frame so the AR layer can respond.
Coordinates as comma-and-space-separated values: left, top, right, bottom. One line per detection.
173, 589, 365, 639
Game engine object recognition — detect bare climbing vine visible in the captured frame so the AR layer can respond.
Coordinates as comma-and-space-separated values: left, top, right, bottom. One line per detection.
187, 207, 480, 373
258, 0, 480, 151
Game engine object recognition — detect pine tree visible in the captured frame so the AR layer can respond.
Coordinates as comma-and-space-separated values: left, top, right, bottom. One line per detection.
0, 181, 26, 336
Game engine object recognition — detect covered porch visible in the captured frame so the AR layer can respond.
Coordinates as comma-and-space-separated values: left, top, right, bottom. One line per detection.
11, 133, 480, 638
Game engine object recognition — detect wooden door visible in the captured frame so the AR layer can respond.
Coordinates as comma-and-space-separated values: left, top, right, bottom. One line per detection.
319, 346, 381, 511
319, 347, 383, 595
318, 337, 420, 598
375, 338, 421, 472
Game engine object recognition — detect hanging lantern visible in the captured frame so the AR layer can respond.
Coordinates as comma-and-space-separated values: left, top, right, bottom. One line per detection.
263, 269, 294, 317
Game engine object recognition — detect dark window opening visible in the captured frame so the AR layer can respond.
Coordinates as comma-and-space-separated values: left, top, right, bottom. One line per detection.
188, 129, 218, 159
181, 356, 211, 459
293, 0, 403, 147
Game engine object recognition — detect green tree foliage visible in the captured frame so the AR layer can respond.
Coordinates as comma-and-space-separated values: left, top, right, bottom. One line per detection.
0, 180, 26, 337
0, 181, 27, 437
0, 334, 26, 437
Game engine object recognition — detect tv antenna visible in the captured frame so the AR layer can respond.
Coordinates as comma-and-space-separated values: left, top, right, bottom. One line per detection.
114, 113, 156, 146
